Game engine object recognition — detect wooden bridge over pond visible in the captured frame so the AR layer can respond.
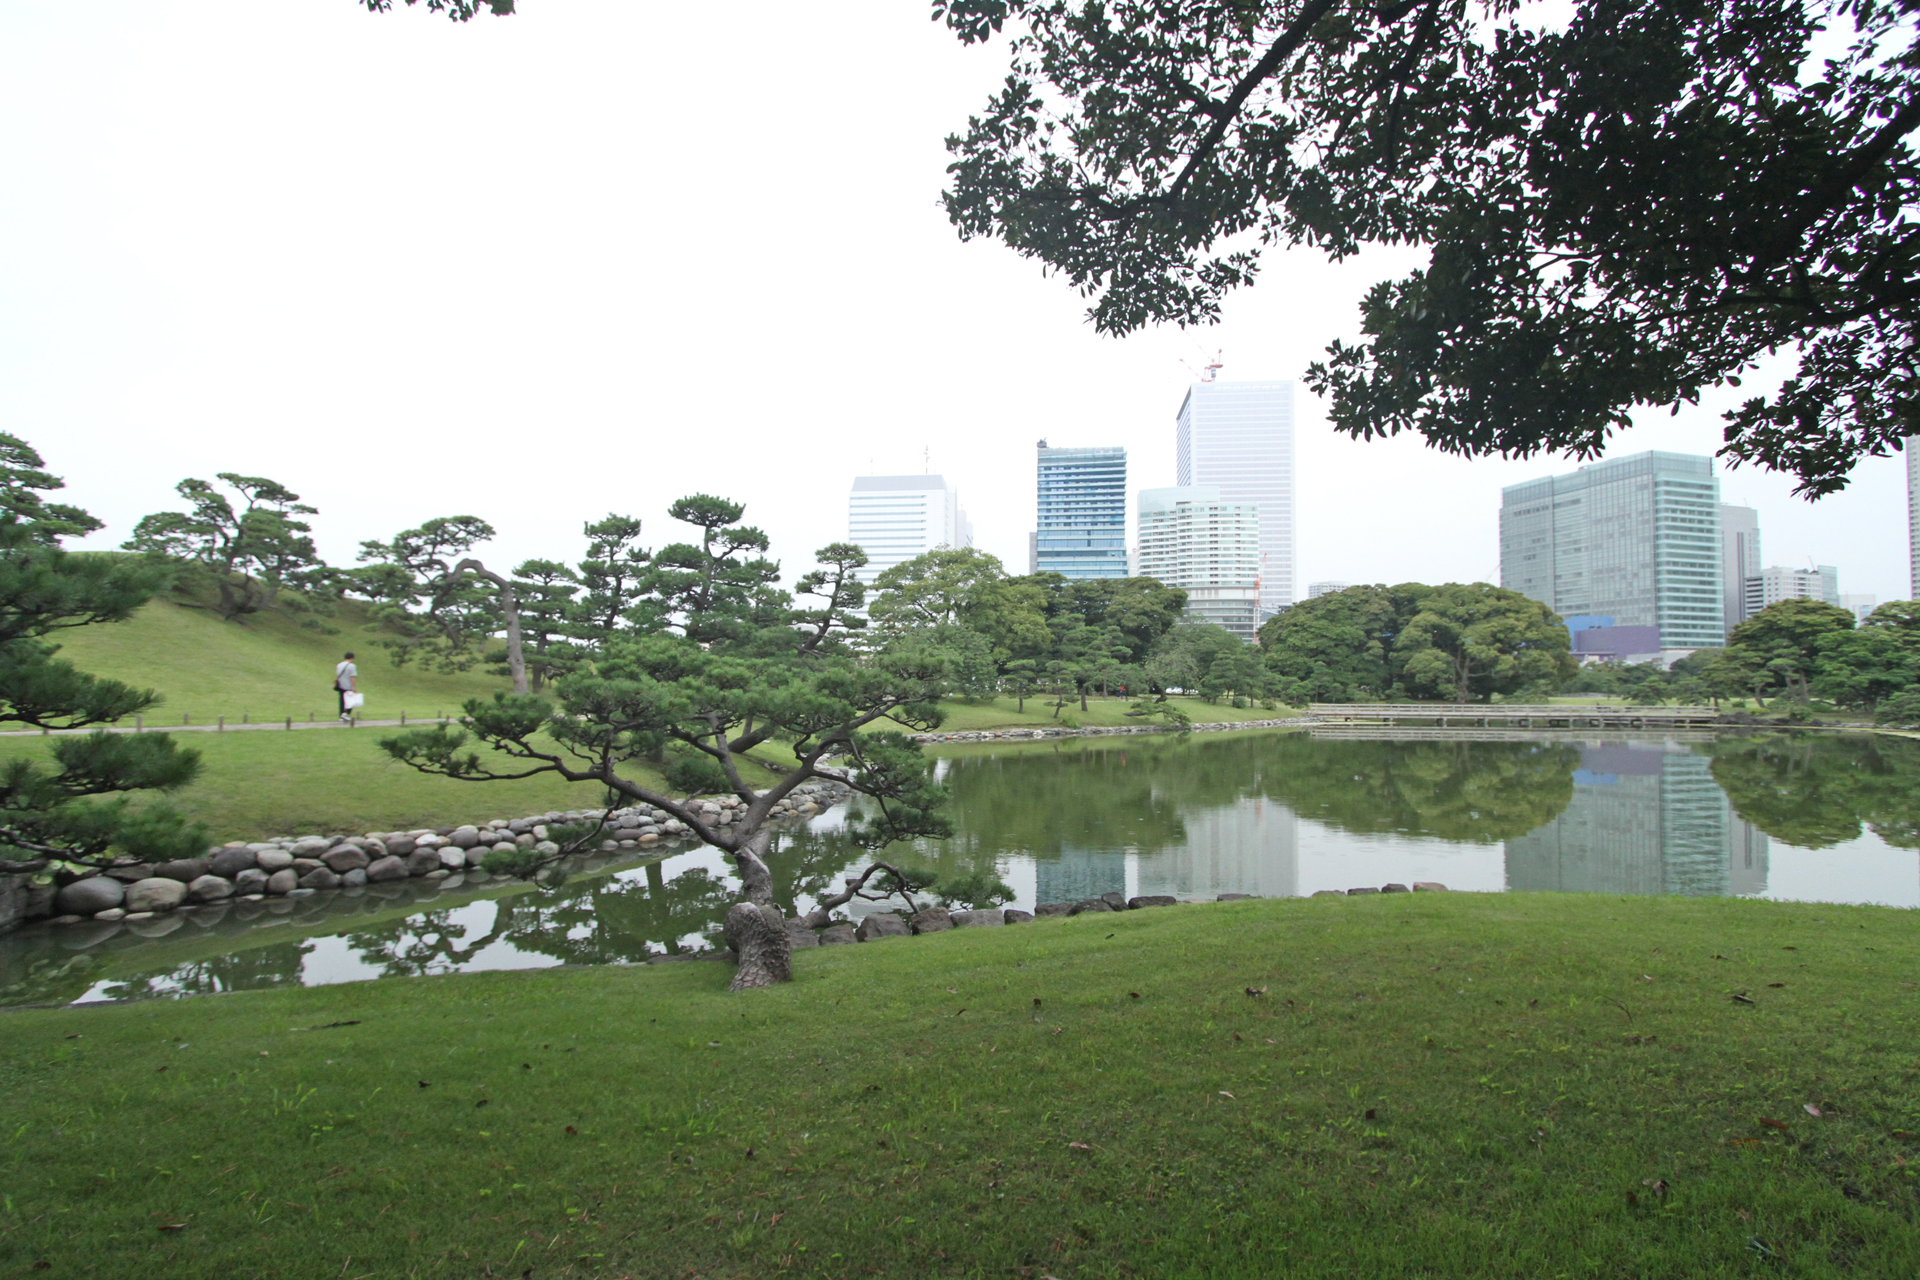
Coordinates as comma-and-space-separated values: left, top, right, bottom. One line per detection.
1307, 703, 1720, 731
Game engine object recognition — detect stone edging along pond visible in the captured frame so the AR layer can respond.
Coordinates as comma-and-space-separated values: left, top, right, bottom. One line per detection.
908, 717, 1310, 744
6, 781, 854, 934
662, 881, 1452, 963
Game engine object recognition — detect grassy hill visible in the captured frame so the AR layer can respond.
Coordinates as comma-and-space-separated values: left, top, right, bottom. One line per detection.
3, 892, 1915, 1277
39, 594, 507, 727
14, 595, 1290, 838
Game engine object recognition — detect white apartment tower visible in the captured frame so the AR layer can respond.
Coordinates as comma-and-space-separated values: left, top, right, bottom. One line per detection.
1136, 486, 1262, 640
846, 475, 969, 586
1744, 564, 1840, 615
1176, 379, 1296, 615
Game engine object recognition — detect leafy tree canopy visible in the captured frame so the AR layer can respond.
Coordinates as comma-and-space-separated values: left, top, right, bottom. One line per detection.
0, 442, 206, 869
937, 0, 1920, 495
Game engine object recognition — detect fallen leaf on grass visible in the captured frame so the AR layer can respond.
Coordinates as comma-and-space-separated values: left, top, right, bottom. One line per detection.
1642, 1179, 1669, 1198
1767, 983, 1785, 988
1365, 1109, 1377, 1121
1067, 1142, 1092, 1151
475, 1099, 489, 1109
1245, 986, 1268, 997
1032, 997, 1042, 1007
1218, 1091, 1235, 1099
418, 1080, 431, 1089
1804, 1104, 1823, 1118
64, 1034, 81, 1040
565, 1126, 577, 1135
1129, 992, 1140, 999
1731, 993, 1756, 1005
157, 1223, 186, 1233
770, 1212, 784, 1226
946, 988, 957, 994
1759, 1117, 1791, 1132
1730, 1138, 1760, 1146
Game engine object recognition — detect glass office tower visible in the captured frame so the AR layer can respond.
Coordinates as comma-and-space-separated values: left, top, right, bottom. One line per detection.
1500, 451, 1725, 651
1034, 442, 1128, 579
1719, 504, 1762, 629
1176, 380, 1296, 613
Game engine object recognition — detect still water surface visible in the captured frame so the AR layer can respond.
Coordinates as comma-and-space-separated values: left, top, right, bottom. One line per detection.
4, 729, 1915, 1007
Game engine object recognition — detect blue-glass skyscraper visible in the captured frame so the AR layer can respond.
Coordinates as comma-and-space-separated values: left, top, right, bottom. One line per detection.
1032, 441, 1128, 579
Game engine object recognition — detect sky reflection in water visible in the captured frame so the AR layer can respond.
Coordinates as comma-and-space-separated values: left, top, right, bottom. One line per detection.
4, 729, 1914, 1007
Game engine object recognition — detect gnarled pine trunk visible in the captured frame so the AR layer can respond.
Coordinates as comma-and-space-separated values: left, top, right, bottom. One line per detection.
725, 826, 792, 990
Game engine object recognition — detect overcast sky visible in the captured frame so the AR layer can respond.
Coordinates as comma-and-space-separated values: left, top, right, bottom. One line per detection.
3, 0, 1911, 607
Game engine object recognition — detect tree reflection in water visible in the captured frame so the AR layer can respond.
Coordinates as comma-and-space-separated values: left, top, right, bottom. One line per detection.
1708, 732, 1920, 849
10, 730, 1920, 1008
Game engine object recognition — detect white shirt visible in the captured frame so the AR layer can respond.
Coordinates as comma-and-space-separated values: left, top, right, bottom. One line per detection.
335, 660, 357, 690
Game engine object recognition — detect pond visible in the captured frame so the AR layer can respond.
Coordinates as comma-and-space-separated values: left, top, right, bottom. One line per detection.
4, 728, 1916, 1007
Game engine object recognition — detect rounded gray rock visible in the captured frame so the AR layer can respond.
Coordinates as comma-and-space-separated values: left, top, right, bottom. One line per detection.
234, 868, 271, 895
265, 868, 299, 895
210, 847, 257, 878
255, 849, 295, 872
341, 868, 368, 888
321, 846, 369, 874
908, 907, 953, 934
449, 826, 481, 849
1068, 899, 1115, 915
437, 847, 467, 870
187, 874, 235, 903
55, 876, 125, 915
152, 857, 212, 883
950, 908, 1005, 928
124, 877, 188, 913
366, 855, 408, 883
289, 836, 331, 857
298, 865, 341, 890
404, 850, 442, 877
384, 836, 417, 857
855, 913, 910, 941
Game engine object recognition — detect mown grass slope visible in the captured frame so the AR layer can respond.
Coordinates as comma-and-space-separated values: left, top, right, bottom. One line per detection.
0, 729, 652, 840
3, 893, 1915, 1279
38, 594, 506, 727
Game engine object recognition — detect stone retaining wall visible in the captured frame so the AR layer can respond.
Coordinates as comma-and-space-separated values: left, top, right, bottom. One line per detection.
910, 717, 1310, 744
642, 881, 1451, 965
8, 781, 852, 933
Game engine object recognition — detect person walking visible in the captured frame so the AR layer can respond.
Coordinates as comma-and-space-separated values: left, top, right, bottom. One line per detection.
335, 651, 358, 722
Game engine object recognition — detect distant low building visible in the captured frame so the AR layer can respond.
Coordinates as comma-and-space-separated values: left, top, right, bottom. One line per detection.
1839, 593, 1878, 624
1744, 565, 1840, 616
1564, 615, 1664, 664
1306, 580, 1351, 599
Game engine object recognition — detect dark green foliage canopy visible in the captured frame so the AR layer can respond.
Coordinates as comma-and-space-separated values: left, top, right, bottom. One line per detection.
937, 0, 1920, 495
1261, 582, 1572, 702
124, 474, 329, 623
0, 449, 206, 868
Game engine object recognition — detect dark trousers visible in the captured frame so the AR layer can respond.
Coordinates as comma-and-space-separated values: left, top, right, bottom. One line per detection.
338, 687, 350, 717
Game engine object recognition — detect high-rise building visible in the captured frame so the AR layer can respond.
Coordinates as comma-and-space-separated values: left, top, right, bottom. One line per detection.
1500, 451, 1724, 652
1720, 504, 1762, 630
1176, 379, 1296, 613
1034, 441, 1128, 579
1744, 564, 1840, 615
1135, 485, 1262, 640
1307, 581, 1352, 599
1909, 436, 1918, 600
846, 475, 968, 586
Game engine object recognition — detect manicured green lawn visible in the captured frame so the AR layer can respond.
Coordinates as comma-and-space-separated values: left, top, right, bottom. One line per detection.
911, 694, 1291, 732
3, 893, 1915, 1278
0, 729, 653, 841
36, 595, 508, 728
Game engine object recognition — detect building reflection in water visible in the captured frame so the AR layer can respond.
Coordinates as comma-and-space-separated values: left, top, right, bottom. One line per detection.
1031, 797, 1298, 904
1505, 744, 1768, 895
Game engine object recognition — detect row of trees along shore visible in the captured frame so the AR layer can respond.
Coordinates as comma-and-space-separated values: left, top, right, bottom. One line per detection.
12, 426, 1920, 985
